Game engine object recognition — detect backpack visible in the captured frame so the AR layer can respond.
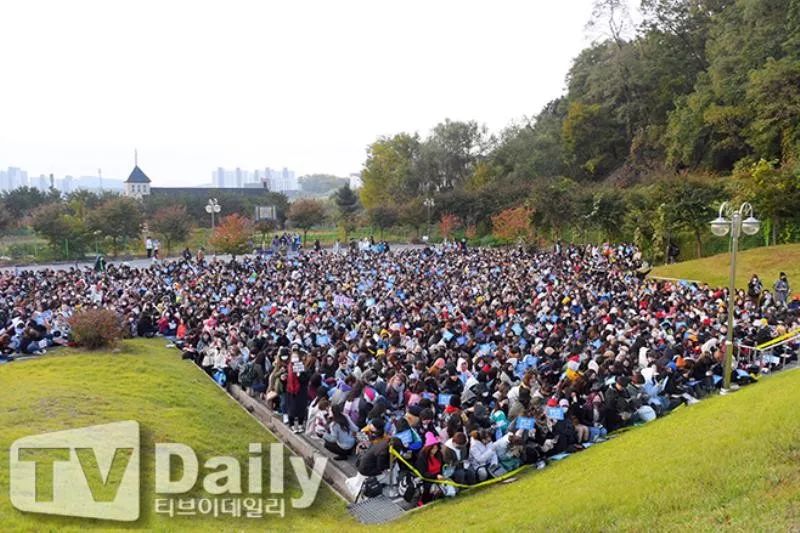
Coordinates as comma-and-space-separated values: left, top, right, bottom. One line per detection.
397, 470, 419, 503
361, 476, 384, 499
239, 362, 257, 388
213, 369, 227, 387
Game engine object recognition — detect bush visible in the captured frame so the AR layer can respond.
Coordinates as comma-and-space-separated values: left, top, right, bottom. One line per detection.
68, 309, 123, 350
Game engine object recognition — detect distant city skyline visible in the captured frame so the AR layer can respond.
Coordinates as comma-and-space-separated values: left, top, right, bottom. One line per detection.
0, 1, 595, 187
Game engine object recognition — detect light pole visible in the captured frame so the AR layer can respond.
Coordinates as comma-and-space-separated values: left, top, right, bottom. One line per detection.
423, 197, 435, 241
710, 201, 760, 391
93, 230, 102, 255
205, 198, 221, 256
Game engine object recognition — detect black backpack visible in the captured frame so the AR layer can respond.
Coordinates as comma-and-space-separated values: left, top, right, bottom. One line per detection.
239, 362, 257, 388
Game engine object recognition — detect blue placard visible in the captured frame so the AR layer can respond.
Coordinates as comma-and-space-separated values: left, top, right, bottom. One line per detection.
438, 393, 452, 406
546, 407, 565, 420
516, 416, 535, 431
512, 323, 523, 336
422, 392, 436, 401
442, 330, 454, 341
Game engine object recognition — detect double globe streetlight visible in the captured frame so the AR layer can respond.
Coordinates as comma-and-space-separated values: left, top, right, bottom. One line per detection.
205, 198, 222, 257
709, 202, 760, 391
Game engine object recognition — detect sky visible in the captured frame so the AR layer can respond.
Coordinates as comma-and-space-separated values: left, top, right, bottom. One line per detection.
0, 0, 597, 186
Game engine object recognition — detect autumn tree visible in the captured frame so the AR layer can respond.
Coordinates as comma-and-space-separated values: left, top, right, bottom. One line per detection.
492, 206, 533, 243
288, 199, 326, 244
209, 213, 253, 258
438, 213, 461, 240
150, 204, 194, 255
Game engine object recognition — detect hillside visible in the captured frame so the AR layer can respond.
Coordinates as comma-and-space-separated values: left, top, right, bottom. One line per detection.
650, 243, 800, 289
0, 338, 349, 532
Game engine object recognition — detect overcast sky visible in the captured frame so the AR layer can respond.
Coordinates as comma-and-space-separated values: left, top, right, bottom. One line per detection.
1, 0, 596, 186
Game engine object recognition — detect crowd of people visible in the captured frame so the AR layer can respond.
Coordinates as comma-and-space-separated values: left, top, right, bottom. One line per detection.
1, 242, 798, 505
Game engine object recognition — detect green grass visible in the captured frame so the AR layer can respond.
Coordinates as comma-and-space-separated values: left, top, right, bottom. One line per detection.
0, 338, 351, 532
650, 243, 800, 289
389, 369, 800, 532
3, 339, 799, 531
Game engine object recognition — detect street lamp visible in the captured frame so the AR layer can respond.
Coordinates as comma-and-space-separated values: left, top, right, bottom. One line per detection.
423, 197, 435, 241
205, 198, 222, 256
709, 201, 760, 392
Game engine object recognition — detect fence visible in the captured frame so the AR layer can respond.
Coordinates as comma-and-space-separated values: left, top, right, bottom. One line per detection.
734, 328, 800, 372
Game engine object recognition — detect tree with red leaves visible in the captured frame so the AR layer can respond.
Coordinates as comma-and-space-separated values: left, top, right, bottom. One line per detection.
209, 213, 253, 258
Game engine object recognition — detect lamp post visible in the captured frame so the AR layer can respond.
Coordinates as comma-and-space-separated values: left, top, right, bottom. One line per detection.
423, 197, 435, 241
205, 198, 221, 256
710, 201, 760, 391
93, 230, 102, 255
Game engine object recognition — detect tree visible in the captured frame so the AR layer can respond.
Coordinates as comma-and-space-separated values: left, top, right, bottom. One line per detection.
419, 119, 492, 191
734, 158, 800, 245
150, 205, 194, 255
367, 206, 399, 239
333, 185, 361, 240
1, 186, 60, 220
656, 177, 724, 258
360, 133, 422, 210
438, 213, 461, 240
492, 206, 533, 243
529, 177, 578, 239
299, 174, 349, 195
209, 214, 253, 258
87, 196, 143, 257
398, 197, 426, 237
745, 57, 800, 161
31, 203, 90, 259
0, 201, 13, 235
587, 188, 628, 240
288, 199, 326, 244
255, 219, 277, 248
562, 101, 626, 179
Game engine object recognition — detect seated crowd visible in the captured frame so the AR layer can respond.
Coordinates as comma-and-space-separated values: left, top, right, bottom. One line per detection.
0, 242, 797, 505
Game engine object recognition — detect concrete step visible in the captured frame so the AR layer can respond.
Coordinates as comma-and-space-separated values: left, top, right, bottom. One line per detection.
227, 385, 357, 502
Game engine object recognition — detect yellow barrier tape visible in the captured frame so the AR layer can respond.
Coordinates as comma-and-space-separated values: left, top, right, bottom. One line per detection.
388, 446, 529, 490
756, 328, 800, 351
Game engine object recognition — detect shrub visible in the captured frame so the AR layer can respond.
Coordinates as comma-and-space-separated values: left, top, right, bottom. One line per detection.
68, 308, 123, 350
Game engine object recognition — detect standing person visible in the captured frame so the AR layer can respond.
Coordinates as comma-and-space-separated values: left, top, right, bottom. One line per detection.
145, 236, 153, 258
332, 239, 340, 255
314, 239, 321, 252
153, 239, 160, 261
774, 272, 790, 308
286, 348, 311, 433
748, 274, 763, 306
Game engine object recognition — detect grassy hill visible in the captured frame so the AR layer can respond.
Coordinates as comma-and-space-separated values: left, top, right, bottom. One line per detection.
650, 242, 800, 289
2, 339, 798, 532
0, 338, 350, 532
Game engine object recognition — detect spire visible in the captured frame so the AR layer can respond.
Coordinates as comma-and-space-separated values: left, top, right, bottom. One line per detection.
134, 149, 138, 167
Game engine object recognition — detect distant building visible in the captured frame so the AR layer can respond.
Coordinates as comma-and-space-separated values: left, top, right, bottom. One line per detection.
214, 166, 298, 192
124, 165, 151, 198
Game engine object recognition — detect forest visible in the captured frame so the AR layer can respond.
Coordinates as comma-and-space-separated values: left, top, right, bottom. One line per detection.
358, 0, 800, 261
